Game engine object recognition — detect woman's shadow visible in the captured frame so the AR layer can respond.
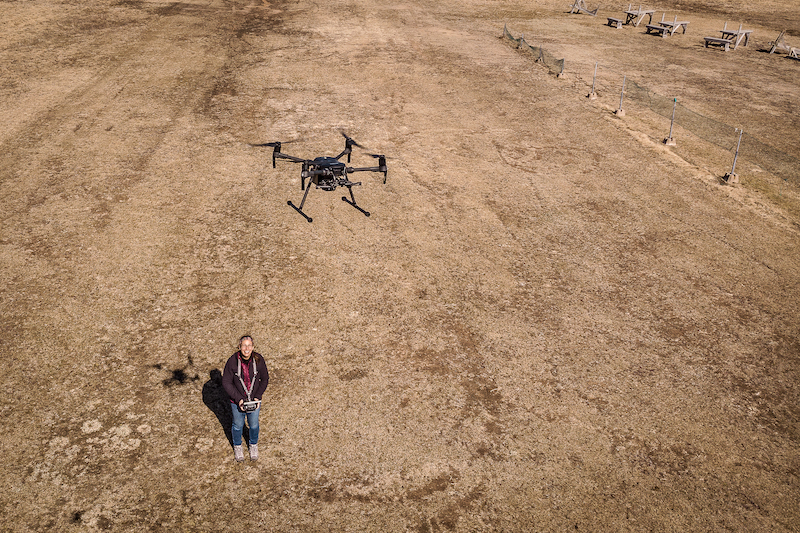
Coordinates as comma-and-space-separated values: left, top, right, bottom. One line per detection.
201, 369, 249, 448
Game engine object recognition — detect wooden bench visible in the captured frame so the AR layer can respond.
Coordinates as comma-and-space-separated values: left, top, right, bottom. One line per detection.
607, 17, 623, 28
704, 36, 732, 51
646, 24, 669, 37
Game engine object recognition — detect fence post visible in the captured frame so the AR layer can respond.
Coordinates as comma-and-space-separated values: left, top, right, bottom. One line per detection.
664, 97, 677, 145
723, 128, 743, 184
587, 62, 598, 100
615, 75, 626, 116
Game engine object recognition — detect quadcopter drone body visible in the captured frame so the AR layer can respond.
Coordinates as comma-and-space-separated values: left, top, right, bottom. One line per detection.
253, 133, 387, 223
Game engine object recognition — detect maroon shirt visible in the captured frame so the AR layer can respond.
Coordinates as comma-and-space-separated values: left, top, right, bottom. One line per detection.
222, 351, 269, 405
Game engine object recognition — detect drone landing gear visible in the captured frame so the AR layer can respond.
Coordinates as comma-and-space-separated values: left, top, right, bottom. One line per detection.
288, 185, 313, 223
287, 181, 370, 222
287, 200, 312, 222
342, 186, 370, 217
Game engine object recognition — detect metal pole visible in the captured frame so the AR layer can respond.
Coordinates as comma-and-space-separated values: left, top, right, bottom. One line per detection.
663, 98, 677, 145
730, 128, 742, 175
619, 75, 626, 109
668, 98, 676, 139
592, 61, 597, 93
723, 128, 743, 183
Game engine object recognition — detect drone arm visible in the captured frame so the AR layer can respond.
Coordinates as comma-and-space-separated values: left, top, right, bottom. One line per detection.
274, 152, 308, 164
334, 148, 352, 162
336, 135, 361, 162
274, 153, 312, 190
347, 156, 388, 183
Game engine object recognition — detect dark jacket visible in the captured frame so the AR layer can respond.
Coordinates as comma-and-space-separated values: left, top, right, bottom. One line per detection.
222, 351, 269, 405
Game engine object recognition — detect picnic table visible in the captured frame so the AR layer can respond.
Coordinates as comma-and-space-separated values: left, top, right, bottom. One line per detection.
656, 15, 689, 36
720, 23, 752, 49
645, 14, 688, 38
624, 5, 655, 27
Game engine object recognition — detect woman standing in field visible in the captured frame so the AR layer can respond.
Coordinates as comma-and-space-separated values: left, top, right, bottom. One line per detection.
222, 335, 269, 462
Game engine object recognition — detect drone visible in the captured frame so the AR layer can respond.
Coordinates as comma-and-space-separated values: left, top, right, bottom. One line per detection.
251, 132, 388, 223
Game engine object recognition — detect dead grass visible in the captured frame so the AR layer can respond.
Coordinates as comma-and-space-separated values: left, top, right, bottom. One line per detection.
1, 0, 799, 531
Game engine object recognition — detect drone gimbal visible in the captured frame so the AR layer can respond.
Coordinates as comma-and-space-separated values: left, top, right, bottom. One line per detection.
253, 133, 387, 223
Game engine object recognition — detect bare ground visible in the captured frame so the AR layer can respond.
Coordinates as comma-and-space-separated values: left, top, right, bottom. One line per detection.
1, 0, 799, 531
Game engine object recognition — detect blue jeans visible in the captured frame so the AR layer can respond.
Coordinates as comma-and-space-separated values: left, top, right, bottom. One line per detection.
230, 403, 260, 446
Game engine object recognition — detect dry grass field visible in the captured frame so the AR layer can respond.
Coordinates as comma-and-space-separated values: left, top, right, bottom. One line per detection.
1, 0, 799, 531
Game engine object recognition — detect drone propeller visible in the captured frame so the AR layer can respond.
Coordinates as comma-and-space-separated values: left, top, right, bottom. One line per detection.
339, 131, 366, 149
340, 131, 370, 163
248, 142, 282, 148
248, 138, 301, 148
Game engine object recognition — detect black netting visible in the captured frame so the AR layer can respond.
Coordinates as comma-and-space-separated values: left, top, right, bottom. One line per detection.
503, 25, 799, 184
503, 25, 565, 77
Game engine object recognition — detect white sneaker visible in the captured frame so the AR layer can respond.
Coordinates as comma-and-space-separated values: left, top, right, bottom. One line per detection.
233, 445, 244, 462
249, 443, 258, 461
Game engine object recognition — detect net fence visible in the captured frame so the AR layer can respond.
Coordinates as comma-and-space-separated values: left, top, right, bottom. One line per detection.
503, 24, 565, 77
619, 78, 798, 184
503, 25, 799, 185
